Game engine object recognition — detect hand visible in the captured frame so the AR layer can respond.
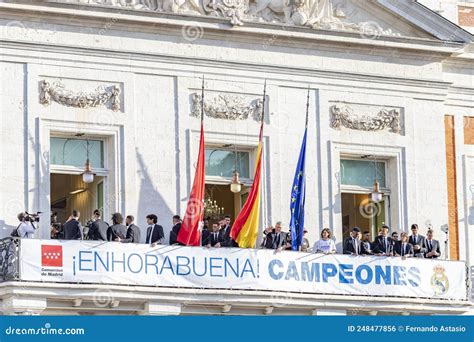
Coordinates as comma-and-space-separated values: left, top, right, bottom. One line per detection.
401, 256, 407, 260
115, 237, 121, 242
206, 244, 211, 248
151, 242, 157, 247
414, 244, 420, 250
215, 242, 221, 248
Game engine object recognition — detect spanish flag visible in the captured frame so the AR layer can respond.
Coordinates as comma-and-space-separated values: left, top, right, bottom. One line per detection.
230, 125, 264, 248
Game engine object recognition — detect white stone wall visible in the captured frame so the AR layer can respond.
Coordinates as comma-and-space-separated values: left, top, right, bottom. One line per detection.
0, 3, 471, 262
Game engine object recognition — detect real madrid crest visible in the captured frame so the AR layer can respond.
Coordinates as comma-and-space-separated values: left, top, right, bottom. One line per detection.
430, 264, 449, 296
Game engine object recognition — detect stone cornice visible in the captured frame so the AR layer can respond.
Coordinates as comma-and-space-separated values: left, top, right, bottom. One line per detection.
376, 0, 473, 43
0, 2, 467, 54
1, 281, 472, 314
0, 39, 453, 97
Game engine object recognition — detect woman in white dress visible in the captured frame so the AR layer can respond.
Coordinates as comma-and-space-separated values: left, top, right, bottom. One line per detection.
312, 228, 336, 254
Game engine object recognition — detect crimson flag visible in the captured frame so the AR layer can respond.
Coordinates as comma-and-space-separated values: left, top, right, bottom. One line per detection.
177, 123, 205, 246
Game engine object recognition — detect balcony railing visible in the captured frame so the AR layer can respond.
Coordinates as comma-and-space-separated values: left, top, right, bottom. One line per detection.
0, 238, 20, 281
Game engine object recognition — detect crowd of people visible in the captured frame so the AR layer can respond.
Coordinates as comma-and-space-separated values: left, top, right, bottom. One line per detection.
13, 209, 441, 258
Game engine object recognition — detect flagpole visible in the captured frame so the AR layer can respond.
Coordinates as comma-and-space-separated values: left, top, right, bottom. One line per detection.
201, 76, 205, 123
261, 80, 267, 235
260, 80, 266, 137
200, 75, 205, 247
298, 86, 310, 252
305, 85, 310, 128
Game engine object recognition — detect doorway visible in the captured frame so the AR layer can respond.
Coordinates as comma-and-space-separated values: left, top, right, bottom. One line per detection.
341, 193, 387, 240
50, 173, 105, 232
204, 184, 249, 224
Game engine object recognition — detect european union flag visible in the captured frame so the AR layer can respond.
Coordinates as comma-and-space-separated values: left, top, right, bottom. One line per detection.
289, 128, 307, 251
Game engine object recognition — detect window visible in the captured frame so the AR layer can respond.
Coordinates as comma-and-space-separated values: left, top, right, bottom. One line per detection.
340, 159, 386, 188
205, 148, 250, 179
50, 137, 104, 168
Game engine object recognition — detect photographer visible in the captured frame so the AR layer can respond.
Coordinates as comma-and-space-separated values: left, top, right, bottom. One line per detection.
16, 212, 36, 238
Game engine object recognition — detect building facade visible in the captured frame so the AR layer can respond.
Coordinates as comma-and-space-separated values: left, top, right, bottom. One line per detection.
0, 0, 473, 315
420, 0, 474, 33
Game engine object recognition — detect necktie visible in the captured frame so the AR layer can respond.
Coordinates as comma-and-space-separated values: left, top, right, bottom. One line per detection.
353, 238, 358, 254
414, 235, 417, 244
147, 226, 155, 243
428, 240, 432, 251
401, 244, 405, 256
275, 234, 280, 247
146, 227, 151, 243
383, 238, 386, 251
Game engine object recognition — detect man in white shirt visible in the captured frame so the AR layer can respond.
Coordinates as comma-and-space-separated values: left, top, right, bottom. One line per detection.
16, 212, 36, 238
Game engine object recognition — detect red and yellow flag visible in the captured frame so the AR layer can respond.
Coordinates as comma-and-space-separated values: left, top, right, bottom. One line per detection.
230, 127, 263, 248
177, 123, 205, 246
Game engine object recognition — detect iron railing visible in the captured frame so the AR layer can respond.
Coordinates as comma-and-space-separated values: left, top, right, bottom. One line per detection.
0, 237, 20, 281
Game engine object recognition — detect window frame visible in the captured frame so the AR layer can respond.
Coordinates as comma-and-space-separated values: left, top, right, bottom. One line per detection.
49, 133, 109, 176
204, 144, 254, 186
339, 155, 390, 195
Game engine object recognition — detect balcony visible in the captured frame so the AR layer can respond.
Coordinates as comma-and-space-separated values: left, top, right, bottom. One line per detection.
0, 238, 472, 315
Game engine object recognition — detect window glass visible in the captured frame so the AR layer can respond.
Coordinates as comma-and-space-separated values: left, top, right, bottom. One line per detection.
205, 149, 250, 178
340, 159, 386, 188
50, 137, 104, 168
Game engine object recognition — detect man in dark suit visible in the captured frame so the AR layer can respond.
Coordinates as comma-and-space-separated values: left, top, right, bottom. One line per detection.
220, 215, 237, 247
423, 229, 441, 258
373, 225, 393, 255
63, 210, 83, 240
107, 213, 127, 241
88, 209, 109, 241
361, 231, 374, 255
145, 214, 164, 246
409, 224, 426, 257
343, 227, 362, 255
201, 217, 210, 246
116, 215, 141, 243
169, 215, 183, 245
394, 232, 414, 258
264, 222, 288, 250
206, 223, 223, 247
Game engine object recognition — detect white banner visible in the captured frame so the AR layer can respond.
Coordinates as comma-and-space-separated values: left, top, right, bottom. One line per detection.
19, 239, 467, 300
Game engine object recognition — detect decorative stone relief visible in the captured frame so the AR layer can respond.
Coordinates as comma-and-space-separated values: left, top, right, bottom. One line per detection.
53, 0, 402, 36
205, 0, 249, 26
330, 103, 401, 133
39, 80, 121, 111
190, 92, 263, 121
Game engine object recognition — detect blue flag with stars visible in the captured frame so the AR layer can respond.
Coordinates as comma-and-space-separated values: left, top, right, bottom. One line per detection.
289, 128, 307, 251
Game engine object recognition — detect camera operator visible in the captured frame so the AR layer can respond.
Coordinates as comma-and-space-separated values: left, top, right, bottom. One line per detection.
16, 212, 37, 238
